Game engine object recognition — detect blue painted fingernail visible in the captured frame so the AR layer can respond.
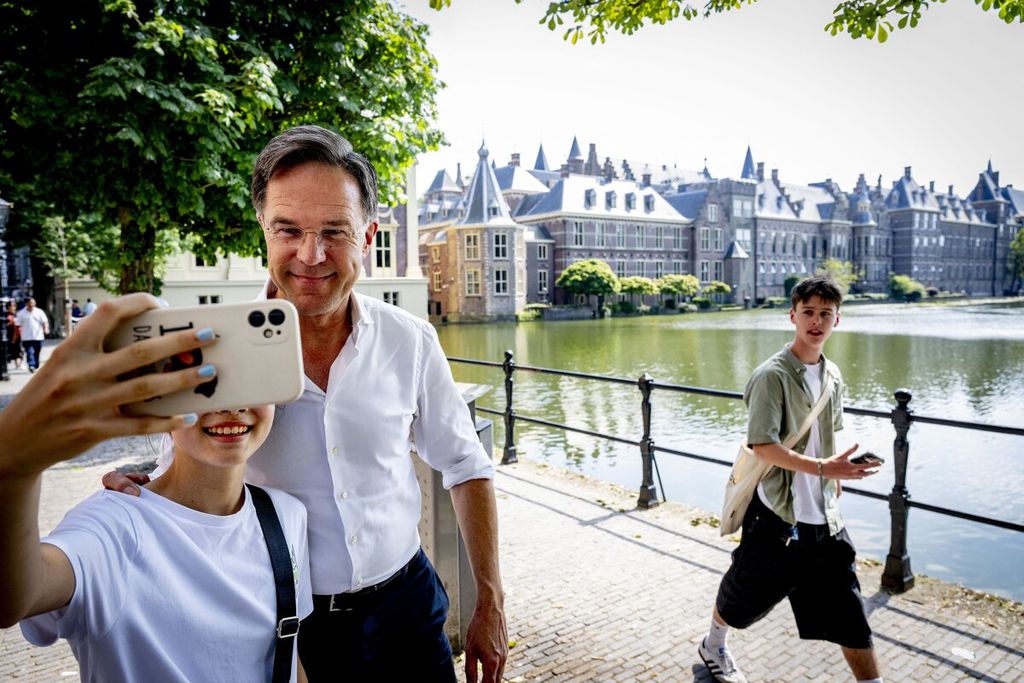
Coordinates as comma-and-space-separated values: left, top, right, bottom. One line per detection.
156, 298, 171, 308
195, 327, 215, 341
182, 413, 198, 425
198, 364, 216, 378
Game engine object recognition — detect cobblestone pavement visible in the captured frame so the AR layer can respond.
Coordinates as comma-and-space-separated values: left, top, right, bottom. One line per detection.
2, 343, 1022, 681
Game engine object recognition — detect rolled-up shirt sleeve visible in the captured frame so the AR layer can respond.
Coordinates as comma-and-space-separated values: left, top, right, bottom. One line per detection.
412, 324, 495, 489
744, 368, 784, 447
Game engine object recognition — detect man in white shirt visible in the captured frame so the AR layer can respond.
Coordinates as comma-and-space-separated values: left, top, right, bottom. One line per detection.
113, 126, 507, 682
14, 298, 48, 373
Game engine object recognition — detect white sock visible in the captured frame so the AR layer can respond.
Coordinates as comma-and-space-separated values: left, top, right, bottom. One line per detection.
707, 615, 729, 650
857, 678, 883, 683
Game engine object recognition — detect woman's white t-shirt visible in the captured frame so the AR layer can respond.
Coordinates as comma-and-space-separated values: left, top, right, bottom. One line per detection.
21, 486, 313, 682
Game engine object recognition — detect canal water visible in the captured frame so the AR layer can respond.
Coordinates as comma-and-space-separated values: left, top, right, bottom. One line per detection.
437, 300, 1024, 601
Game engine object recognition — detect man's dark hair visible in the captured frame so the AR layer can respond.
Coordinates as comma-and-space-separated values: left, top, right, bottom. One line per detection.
251, 125, 379, 223
790, 274, 843, 309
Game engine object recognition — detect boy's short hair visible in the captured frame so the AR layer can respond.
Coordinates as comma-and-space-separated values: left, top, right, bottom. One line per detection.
791, 274, 843, 309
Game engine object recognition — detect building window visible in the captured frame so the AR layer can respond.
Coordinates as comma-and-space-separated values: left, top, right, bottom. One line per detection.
432, 271, 442, 291
197, 295, 221, 305
644, 194, 655, 212
635, 224, 644, 247
383, 291, 400, 306
538, 269, 548, 293
465, 233, 480, 260
672, 261, 682, 275
494, 268, 508, 295
637, 261, 646, 278
616, 260, 627, 278
537, 243, 548, 260
707, 204, 719, 223
625, 193, 636, 210
700, 227, 710, 251
195, 255, 217, 268
605, 191, 616, 209
584, 189, 596, 208
714, 228, 724, 251
655, 226, 664, 249
673, 226, 682, 249
713, 260, 723, 281
431, 247, 440, 263
700, 260, 710, 282
573, 221, 585, 247
375, 230, 392, 269
616, 223, 625, 247
466, 269, 481, 295
654, 261, 664, 279
494, 232, 508, 259
597, 223, 607, 247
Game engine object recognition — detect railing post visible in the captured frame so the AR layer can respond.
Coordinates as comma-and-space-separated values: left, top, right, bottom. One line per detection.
636, 372, 659, 509
500, 350, 518, 465
882, 388, 915, 593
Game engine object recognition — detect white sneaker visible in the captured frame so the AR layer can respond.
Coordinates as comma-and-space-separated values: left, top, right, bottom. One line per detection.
698, 637, 747, 683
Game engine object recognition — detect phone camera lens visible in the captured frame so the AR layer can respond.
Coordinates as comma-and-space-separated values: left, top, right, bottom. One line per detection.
263, 328, 274, 339
268, 309, 286, 326
248, 311, 266, 327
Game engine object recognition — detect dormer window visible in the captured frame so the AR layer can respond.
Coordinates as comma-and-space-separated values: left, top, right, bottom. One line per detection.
584, 189, 596, 209
644, 194, 655, 212
625, 192, 636, 210
606, 191, 616, 209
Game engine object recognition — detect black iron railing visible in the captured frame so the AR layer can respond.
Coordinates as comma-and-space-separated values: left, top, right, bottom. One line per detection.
449, 352, 1024, 594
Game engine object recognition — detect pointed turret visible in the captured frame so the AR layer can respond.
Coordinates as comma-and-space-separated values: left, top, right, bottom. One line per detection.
459, 141, 514, 225
567, 136, 583, 161
534, 144, 549, 171
740, 146, 756, 180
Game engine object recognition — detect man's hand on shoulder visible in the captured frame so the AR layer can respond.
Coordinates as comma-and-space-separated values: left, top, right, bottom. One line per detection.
464, 596, 508, 683
101, 471, 151, 496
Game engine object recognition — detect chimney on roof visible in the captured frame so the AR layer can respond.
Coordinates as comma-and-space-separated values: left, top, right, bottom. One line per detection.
770, 168, 778, 182
756, 162, 764, 182
641, 172, 652, 188
904, 166, 912, 180
510, 153, 520, 167
560, 163, 570, 178
949, 184, 954, 195
929, 180, 935, 192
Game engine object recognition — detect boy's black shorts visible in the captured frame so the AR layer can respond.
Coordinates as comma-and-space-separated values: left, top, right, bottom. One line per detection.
715, 494, 873, 649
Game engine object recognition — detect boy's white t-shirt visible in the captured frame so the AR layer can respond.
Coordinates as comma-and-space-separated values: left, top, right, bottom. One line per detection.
791, 361, 828, 524
756, 360, 828, 524
21, 486, 313, 683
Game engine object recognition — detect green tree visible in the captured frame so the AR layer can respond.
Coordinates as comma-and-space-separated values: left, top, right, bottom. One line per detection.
0, 1, 444, 294
472, 0, 1023, 45
816, 258, 858, 294
888, 273, 926, 302
702, 280, 732, 297
784, 273, 802, 298
1008, 228, 1024, 295
556, 259, 620, 315
620, 275, 659, 305
656, 273, 700, 302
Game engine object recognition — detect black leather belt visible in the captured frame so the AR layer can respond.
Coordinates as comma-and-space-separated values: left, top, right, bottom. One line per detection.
313, 550, 420, 612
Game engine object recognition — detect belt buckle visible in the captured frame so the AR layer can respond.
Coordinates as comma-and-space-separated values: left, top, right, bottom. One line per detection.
277, 616, 300, 639
328, 594, 343, 612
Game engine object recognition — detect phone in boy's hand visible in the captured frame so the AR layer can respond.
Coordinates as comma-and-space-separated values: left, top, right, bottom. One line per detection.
850, 452, 885, 466
106, 300, 305, 416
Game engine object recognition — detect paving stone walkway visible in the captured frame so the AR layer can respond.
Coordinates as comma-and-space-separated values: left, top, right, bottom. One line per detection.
2, 342, 1022, 681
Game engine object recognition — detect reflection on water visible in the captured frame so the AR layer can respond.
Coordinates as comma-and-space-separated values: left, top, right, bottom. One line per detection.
438, 301, 1024, 600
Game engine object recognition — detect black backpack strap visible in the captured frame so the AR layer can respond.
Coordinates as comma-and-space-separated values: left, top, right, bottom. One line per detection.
247, 483, 299, 683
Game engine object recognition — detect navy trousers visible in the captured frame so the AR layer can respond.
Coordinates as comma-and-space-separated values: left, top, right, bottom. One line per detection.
298, 548, 456, 682
22, 340, 42, 370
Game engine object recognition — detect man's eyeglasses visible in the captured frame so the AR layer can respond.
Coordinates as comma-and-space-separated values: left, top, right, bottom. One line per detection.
264, 226, 358, 250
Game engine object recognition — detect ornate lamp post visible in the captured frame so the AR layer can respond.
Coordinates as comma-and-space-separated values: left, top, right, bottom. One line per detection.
0, 196, 12, 381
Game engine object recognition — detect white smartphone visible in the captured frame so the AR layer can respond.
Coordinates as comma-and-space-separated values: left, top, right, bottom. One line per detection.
106, 300, 305, 417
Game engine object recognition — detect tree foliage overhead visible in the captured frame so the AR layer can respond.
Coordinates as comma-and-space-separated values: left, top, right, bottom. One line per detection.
0, 0, 445, 294
439, 0, 1023, 45
656, 273, 700, 299
620, 275, 660, 297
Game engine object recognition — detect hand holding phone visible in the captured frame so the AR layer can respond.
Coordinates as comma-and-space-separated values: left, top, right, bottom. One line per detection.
850, 452, 885, 466
106, 300, 305, 417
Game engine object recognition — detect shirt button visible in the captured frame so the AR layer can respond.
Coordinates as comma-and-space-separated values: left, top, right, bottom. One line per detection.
349, 535, 358, 545
331, 446, 338, 456
341, 491, 348, 499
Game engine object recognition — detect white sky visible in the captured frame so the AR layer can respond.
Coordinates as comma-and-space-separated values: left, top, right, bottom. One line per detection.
400, 0, 1023, 200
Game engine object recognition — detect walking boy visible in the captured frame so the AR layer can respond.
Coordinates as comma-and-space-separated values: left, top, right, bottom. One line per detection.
699, 275, 883, 683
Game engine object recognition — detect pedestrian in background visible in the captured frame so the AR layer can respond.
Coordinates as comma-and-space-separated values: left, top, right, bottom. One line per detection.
15, 297, 48, 373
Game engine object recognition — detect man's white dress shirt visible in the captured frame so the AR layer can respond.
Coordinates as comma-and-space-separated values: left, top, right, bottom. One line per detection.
243, 290, 494, 594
